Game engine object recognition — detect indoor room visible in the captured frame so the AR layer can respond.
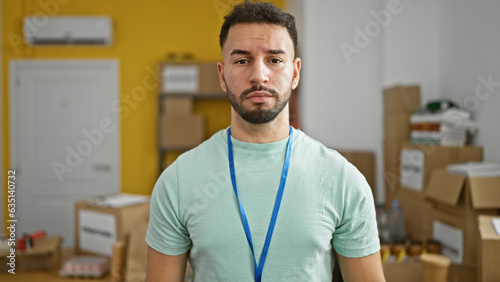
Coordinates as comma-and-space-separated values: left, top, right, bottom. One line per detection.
1, 0, 499, 281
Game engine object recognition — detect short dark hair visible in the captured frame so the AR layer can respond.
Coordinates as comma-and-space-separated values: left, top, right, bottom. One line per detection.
219, 0, 298, 54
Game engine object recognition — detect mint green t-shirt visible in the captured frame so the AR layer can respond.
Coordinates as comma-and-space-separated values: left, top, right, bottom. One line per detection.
146, 128, 379, 281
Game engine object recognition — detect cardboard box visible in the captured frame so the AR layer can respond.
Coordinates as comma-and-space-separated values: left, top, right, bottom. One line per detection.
399, 143, 482, 193
426, 169, 500, 211
0, 236, 62, 272
161, 97, 193, 115
384, 85, 421, 115
383, 261, 476, 282
160, 62, 225, 95
390, 144, 482, 241
384, 261, 421, 282
160, 114, 205, 149
338, 150, 375, 193
425, 170, 500, 264
75, 194, 150, 257
384, 113, 412, 141
478, 215, 500, 282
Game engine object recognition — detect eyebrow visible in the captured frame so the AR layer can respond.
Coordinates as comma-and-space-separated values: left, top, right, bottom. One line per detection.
229, 49, 287, 56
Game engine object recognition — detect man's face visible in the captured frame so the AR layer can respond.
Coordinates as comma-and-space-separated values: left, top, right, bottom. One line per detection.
218, 23, 301, 124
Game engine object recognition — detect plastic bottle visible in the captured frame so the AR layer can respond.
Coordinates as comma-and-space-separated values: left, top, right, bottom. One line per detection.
388, 199, 406, 243
376, 205, 390, 244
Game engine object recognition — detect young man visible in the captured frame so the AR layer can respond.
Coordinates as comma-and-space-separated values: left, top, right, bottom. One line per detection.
146, 1, 385, 281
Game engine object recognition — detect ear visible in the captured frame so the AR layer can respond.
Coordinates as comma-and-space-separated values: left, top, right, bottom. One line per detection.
291, 57, 301, 90
217, 61, 227, 93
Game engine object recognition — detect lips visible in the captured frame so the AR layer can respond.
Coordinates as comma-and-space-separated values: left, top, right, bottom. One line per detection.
246, 91, 274, 103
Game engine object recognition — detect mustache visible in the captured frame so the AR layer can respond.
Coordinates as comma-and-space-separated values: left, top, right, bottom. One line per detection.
240, 85, 279, 97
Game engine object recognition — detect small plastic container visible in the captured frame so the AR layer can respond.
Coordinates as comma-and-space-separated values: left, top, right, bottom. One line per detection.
420, 254, 451, 282
388, 199, 405, 243
425, 239, 443, 254
59, 256, 110, 278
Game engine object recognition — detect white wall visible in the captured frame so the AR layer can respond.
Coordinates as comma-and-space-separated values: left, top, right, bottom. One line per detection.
288, 0, 385, 204
383, 0, 441, 103
439, 0, 500, 163
385, 0, 500, 161
291, 0, 500, 205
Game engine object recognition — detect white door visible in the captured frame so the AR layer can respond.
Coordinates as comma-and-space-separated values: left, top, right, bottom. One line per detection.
10, 60, 120, 247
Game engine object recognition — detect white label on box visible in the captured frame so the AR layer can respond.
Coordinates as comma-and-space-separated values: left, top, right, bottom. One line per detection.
493, 218, 500, 235
79, 210, 117, 256
400, 148, 424, 191
433, 220, 463, 264
162, 65, 199, 93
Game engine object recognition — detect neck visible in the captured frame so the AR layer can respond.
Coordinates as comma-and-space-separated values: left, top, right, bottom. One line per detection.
230, 107, 290, 143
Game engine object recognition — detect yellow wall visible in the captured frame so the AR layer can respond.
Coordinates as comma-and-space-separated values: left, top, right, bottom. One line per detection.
2, 0, 284, 228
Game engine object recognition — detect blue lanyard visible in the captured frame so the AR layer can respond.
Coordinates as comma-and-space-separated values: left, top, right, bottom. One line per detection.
227, 126, 293, 282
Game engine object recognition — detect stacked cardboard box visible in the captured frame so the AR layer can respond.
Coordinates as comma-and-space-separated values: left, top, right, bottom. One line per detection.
382, 86, 499, 278
383, 86, 421, 207
159, 62, 225, 159
398, 143, 483, 241
425, 167, 500, 265
383, 143, 486, 279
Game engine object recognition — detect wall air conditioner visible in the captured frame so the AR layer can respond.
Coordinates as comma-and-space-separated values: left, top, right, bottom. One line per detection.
24, 16, 112, 45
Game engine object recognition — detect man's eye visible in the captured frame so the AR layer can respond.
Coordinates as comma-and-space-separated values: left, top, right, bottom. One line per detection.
236, 59, 248, 64
270, 58, 282, 64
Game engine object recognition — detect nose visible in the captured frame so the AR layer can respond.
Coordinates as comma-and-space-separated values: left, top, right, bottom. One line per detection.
249, 60, 269, 84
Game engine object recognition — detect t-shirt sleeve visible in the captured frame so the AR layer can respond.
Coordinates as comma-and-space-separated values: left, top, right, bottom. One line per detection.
145, 163, 191, 255
332, 161, 380, 258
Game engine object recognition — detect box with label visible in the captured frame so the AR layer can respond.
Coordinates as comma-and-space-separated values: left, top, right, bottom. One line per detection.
478, 215, 500, 282
160, 62, 225, 95
399, 143, 482, 193
75, 194, 150, 257
425, 168, 500, 264
393, 144, 482, 241
160, 114, 205, 149
383, 85, 421, 115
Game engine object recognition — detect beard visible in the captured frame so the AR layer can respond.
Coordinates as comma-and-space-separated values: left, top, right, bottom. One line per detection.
226, 83, 291, 124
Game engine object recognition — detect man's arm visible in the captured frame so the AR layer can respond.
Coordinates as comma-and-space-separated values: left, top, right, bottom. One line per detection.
145, 246, 188, 282
336, 251, 386, 282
